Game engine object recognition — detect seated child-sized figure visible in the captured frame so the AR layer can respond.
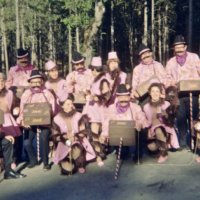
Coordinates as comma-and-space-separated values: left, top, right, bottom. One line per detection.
52, 93, 96, 175
143, 83, 180, 163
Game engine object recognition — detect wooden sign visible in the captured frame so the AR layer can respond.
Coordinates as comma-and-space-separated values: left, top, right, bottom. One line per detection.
74, 93, 86, 104
109, 120, 136, 146
178, 80, 200, 92
136, 75, 160, 97
0, 109, 4, 125
23, 103, 51, 126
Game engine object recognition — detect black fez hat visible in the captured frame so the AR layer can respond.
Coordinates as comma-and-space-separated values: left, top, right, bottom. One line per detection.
28, 70, 44, 82
138, 44, 151, 56
173, 35, 186, 46
72, 52, 85, 64
116, 84, 130, 96
17, 48, 29, 58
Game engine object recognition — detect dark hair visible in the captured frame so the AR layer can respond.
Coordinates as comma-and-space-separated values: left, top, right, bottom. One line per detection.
148, 82, 163, 93
59, 93, 75, 106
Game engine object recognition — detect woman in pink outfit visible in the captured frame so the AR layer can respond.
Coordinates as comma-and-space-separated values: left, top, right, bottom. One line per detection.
52, 94, 96, 175
143, 83, 180, 163
83, 56, 111, 167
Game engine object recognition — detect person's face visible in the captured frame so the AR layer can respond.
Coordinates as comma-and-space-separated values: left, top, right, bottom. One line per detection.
140, 51, 153, 64
108, 60, 119, 72
0, 79, 5, 91
30, 78, 43, 89
174, 44, 187, 56
117, 95, 130, 107
17, 56, 29, 67
150, 86, 161, 102
74, 62, 84, 71
62, 99, 74, 113
48, 67, 59, 79
91, 67, 102, 77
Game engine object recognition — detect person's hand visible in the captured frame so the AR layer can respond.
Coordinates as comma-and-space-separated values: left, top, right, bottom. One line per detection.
13, 107, 20, 116
99, 136, 106, 144
131, 91, 139, 99
5, 135, 15, 144
22, 120, 31, 129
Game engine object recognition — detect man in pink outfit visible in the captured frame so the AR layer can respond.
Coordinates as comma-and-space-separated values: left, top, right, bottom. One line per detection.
6, 48, 36, 89
131, 44, 167, 103
102, 84, 148, 160
17, 70, 55, 170
166, 35, 200, 148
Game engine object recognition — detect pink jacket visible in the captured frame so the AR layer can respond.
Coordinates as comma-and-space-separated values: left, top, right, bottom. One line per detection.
132, 61, 167, 93
0, 90, 21, 137
66, 69, 93, 93
106, 71, 127, 85
45, 79, 69, 101
6, 64, 36, 88
52, 112, 96, 164
143, 101, 179, 148
101, 102, 148, 137
17, 88, 55, 124
166, 52, 200, 86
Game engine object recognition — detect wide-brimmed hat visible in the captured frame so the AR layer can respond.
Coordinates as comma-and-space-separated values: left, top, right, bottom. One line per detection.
17, 48, 29, 58
173, 35, 186, 46
0, 72, 6, 80
72, 52, 85, 64
138, 44, 151, 56
116, 84, 130, 96
27, 70, 44, 82
45, 60, 57, 71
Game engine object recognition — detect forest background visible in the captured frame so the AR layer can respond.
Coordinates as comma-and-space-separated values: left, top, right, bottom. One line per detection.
0, 0, 198, 76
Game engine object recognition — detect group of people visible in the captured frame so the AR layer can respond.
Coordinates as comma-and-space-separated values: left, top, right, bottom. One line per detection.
1, 34, 200, 180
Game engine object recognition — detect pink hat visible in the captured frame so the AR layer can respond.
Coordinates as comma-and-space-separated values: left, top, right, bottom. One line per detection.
108, 51, 118, 60
0, 73, 6, 80
45, 60, 57, 71
91, 56, 102, 67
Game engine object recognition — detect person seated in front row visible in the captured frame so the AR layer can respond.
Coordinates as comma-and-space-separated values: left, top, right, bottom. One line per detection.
52, 93, 96, 175
101, 84, 148, 160
143, 83, 180, 163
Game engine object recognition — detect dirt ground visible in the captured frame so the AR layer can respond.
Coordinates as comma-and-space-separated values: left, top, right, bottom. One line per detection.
0, 149, 200, 200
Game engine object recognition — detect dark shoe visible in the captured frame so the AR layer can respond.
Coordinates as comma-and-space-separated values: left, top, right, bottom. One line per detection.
43, 164, 51, 171
27, 162, 37, 168
4, 170, 26, 180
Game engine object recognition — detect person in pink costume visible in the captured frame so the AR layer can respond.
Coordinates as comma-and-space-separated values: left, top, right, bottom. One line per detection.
6, 48, 36, 89
83, 56, 111, 167
17, 70, 56, 170
165, 35, 200, 148
131, 44, 167, 101
105, 51, 128, 106
143, 83, 180, 163
52, 93, 96, 175
66, 52, 93, 95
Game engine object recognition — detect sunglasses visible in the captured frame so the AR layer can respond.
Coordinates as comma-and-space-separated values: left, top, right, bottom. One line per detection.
90, 67, 103, 72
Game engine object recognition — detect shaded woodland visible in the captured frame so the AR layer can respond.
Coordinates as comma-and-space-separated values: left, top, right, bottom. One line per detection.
0, 0, 199, 75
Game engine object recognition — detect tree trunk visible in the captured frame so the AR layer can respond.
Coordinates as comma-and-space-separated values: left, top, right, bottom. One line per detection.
1, 8, 9, 75
151, 0, 155, 53
31, 14, 37, 66
83, 1, 106, 66
188, 0, 193, 51
163, 3, 169, 64
15, 0, 20, 48
68, 25, 72, 73
143, 0, 148, 45
158, 7, 162, 62
110, 0, 114, 51
48, 5, 54, 59
76, 27, 80, 52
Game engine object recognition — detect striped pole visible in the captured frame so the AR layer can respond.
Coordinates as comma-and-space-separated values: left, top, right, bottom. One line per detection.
36, 127, 40, 163
114, 137, 123, 180
189, 93, 194, 150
